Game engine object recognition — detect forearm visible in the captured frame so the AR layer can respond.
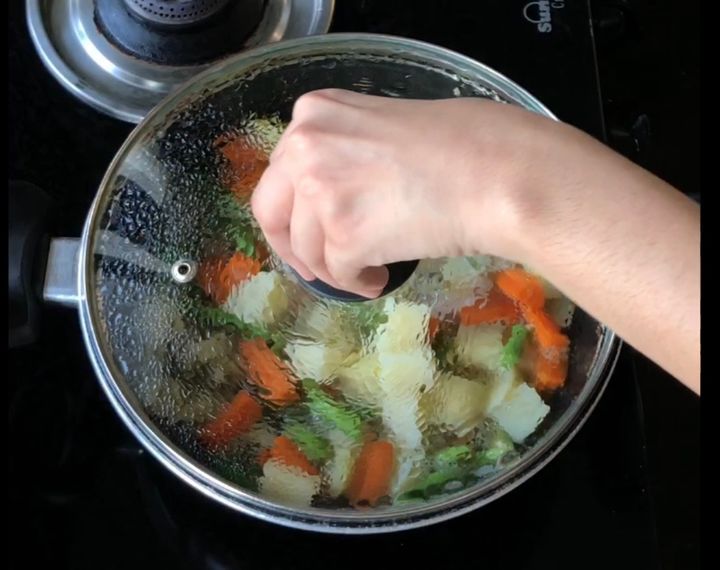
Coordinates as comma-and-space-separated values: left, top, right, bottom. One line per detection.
486, 122, 700, 392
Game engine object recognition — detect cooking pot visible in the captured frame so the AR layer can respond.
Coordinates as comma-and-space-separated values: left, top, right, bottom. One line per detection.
8, 34, 620, 534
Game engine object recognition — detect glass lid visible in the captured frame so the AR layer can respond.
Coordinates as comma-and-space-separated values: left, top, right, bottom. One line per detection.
82, 35, 608, 519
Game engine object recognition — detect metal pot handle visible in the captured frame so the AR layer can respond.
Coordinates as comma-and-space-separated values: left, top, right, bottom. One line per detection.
8, 180, 80, 348
43, 238, 81, 306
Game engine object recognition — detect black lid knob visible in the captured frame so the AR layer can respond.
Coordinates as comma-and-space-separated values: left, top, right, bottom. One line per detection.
295, 260, 419, 302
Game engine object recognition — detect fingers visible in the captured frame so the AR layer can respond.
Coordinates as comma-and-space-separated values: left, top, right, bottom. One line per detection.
251, 164, 314, 281
289, 197, 342, 290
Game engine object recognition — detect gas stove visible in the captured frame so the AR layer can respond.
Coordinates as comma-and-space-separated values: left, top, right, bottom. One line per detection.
26, 0, 333, 122
9, 1, 699, 569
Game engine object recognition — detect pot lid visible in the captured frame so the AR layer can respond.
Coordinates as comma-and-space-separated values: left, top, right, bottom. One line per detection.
80, 35, 601, 520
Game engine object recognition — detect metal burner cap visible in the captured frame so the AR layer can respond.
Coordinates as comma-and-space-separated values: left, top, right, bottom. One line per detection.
125, 0, 230, 29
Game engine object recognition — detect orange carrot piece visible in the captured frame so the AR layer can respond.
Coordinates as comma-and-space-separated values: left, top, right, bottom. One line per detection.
534, 350, 569, 392
459, 289, 521, 326
521, 305, 570, 350
264, 435, 319, 475
495, 268, 545, 310
240, 338, 299, 406
197, 252, 260, 305
218, 252, 261, 297
200, 390, 262, 448
346, 440, 395, 507
197, 256, 228, 304
258, 448, 272, 466
428, 316, 441, 343
215, 133, 269, 200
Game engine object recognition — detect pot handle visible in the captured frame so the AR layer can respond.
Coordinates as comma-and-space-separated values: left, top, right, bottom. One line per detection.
8, 181, 53, 347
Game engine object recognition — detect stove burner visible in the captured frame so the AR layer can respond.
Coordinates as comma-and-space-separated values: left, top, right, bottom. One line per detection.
95, 0, 263, 66
27, 0, 335, 123
125, 0, 230, 29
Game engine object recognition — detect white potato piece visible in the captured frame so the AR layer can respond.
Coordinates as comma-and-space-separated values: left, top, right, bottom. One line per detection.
259, 459, 321, 507
324, 430, 359, 498
223, 270, 288, 326
489, 382, 550, 443
453, 324, 505, 371
285, 340, 356, 384
423, 373, 490, 436
334, 354, 384, 407
374, 299, 430, 353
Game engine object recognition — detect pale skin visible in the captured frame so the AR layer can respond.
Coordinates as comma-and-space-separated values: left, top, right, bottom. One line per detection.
251, 89, 700, 394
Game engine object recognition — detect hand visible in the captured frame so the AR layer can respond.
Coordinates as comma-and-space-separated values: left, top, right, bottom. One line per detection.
251, 88, 538, 298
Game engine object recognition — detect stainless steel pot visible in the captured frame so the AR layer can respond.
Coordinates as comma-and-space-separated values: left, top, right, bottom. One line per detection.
9, 34, 620, 534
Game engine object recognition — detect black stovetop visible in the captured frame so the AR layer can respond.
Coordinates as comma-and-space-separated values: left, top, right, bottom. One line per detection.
8, 1, 699, 569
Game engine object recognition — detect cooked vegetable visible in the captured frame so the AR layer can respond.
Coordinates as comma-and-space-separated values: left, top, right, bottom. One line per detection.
324, 430, 358, 498
453, 324, 505, 371
500, 324, 529, 370
398, 436, 513, 502
193, 305, 286, 354
341, 302, 389, 338
334, 354, 384, 408
489, 382, 550, 443
285, 340, 357, 384
476, 428, 515, 465
199, 390, 263, 448
197, 252, 260, 305
175, 133, 583, 510
214, 193, 260, 258
534, 350, 569, 392
240, 338, 299, 405
459, 289, 521, 326
374, 299, 430, 353
284, 422, 333, 463
264, 435, 319, 475
216, 133, 270, 200
259, 458, 321, 507
302, 379, 363, 441
223, 270, 288, 327
521, 305, 570, 350
495, 268, 545, 309
346, 440, 395, 507
422, 373, 489, 436
428, 316, 441, 343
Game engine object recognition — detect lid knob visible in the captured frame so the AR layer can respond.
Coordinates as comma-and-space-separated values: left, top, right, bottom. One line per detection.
295, 260, 419, 302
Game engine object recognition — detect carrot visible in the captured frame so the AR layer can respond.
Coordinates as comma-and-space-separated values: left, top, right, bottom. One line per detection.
346, 440, 395, 507
495, 268, 545, 310
264, 435, 319, 475
200, 390, 262, 448
197, 256, 228, 304
534, 350, 569, 392
258, 448, 272, 466
215, 133, 269, 200
240, 338, 299, 405
218, 252, 261, 297
459, 289, 521, 326
198, 252, 261, 305
428, 316, 441, 343
521, 305, 570, 350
